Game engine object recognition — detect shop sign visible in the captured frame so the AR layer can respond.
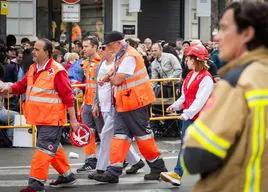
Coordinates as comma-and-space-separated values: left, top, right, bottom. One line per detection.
62, 3, 80, 22
0, 1, 8, 15
123, 25, 135, 35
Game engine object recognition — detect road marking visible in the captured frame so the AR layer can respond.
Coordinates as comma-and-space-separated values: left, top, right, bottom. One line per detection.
0, 177, 162, 187
0, 156, 178, 170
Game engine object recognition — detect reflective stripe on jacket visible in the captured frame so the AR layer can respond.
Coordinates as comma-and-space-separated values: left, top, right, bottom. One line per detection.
83, 56, 101, 105
24, 60, 67, 125
182, 48, 268, 192
115, 46, 156, 112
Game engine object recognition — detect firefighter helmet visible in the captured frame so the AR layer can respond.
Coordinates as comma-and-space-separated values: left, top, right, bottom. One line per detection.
70, 123, 92, 147
186, 45, 209, 61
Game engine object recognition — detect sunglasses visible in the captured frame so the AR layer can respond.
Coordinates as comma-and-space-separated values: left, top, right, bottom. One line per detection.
99, 46, 106, 51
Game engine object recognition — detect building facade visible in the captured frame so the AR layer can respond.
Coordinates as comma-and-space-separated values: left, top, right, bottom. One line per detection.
3, 0, 266, 45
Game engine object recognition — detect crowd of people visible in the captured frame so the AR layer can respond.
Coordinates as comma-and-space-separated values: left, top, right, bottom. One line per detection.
0, 1, 267, 192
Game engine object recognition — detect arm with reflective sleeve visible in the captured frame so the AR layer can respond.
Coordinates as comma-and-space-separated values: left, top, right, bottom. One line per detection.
180, 81, 247, 175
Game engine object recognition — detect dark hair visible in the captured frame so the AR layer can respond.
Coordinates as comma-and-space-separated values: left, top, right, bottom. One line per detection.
40, 38, 53, 58
21, 37, 30, 44
225, 2, 268, 50
83, 36, 99, 49
0, 44, 7, 63
6, 34, 16, 47
167, 42, 176, 48
182, 41, 190, 46
163, 45, 179, 59
74, 40, 83, 48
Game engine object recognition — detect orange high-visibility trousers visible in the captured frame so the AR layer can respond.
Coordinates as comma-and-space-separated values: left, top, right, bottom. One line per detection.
83, 132, 96, 158
110, 137, 131, 165
136, 137, 160, 161
30, 147, 71, 181
51, 147, 70, 175
30, 150, 53, 181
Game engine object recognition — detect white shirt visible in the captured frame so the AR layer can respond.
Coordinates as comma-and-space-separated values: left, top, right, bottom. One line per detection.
97, 60, 114, 112
171, 72, 214, 120
116, 56, 136, 75
36, 60, 50, 72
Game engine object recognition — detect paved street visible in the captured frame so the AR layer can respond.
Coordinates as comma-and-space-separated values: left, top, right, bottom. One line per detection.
0, 139, 198, 191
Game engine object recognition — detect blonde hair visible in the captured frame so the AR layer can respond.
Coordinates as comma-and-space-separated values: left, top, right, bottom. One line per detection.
194, 60, 209, 72
65, 52, 79, 62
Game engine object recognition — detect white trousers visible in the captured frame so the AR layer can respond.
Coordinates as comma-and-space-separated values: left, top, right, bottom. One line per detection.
96, 111, 140, 171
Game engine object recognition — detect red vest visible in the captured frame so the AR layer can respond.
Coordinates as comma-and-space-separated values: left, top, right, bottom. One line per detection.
182, 70, 212, 120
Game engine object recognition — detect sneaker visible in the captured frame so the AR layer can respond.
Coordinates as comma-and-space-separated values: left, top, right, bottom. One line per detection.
160, 171, 181, 186
126, 160, 145, 174
20, 187, 45, 192
49, 173, 77, 188
94, 171, 119, 183
88, 170, 104, 180
76, 163, 94, 173
77, 158, 97, 173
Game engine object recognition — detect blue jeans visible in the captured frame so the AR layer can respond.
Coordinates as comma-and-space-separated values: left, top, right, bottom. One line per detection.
0, 108, 19, 139
174, 119, 193, 176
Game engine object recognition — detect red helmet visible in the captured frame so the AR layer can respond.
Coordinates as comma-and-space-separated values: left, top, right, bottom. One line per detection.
186, 45, 209, 61
70, 123, 93, 147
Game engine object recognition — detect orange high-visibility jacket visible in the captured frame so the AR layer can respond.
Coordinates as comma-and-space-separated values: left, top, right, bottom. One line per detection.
83, 56, 101, 105
115, 46, 156, 112
24, 61, 67, 125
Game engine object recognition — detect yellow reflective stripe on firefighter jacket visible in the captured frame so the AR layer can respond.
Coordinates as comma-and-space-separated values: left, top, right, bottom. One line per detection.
25, 60, 67, 126
182, 48, 268, 192
115, 46, 156, 112
83, 56, 101, 105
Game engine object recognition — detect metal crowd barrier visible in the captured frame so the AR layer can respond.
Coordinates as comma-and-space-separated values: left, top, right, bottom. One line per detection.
149, 78, 181, 121
0, 95, 36, 147
0, 78, 181, 147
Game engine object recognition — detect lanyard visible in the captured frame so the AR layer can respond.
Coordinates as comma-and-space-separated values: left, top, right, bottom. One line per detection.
115, 43, 128, 72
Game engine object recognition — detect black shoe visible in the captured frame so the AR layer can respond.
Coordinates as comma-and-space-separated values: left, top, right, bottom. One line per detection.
49, 173, 76, 188
94, 171, 119, 183
122, 161, 129, 169
77, 158, 97, 173
126, 160, 145, 174
144, 172, 161, 180
144, 166, 168, 181
144, 158, 168, 180
88, 170, 104, 180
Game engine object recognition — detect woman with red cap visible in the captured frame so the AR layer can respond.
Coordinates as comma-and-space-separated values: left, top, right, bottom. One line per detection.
160, 44, 214, 186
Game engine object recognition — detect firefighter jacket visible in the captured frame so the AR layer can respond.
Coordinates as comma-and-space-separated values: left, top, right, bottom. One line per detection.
115, 46, 156, 112
181, 47, 268, 192
24, 60, 67, 126
83, 55, 101, 105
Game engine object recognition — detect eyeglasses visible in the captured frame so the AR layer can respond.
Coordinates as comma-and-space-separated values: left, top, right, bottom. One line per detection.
99, 46, 106, 51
